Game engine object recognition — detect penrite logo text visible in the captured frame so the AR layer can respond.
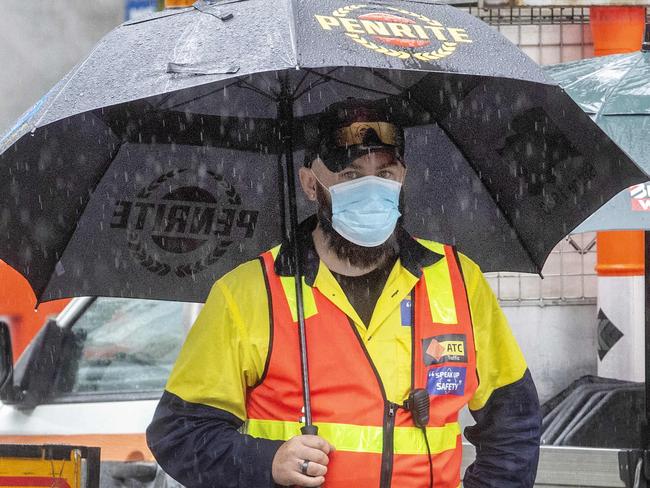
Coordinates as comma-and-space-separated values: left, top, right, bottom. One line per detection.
110, 168, 258, 277
315, 4, 472, 62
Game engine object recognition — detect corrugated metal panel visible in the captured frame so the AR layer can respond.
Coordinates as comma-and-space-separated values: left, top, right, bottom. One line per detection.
461, 443, 627, 487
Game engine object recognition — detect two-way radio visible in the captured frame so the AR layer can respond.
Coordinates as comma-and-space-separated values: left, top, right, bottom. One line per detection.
403, 388, 434, 488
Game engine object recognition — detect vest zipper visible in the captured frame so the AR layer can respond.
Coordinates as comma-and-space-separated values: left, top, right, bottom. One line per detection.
380, 401, 398, 488
345, 318, 396, 488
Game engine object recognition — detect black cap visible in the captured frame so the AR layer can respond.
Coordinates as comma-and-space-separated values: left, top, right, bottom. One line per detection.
304, 99, 405, 172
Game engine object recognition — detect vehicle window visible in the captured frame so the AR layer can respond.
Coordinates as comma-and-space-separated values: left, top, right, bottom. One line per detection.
53, 298, 188, 396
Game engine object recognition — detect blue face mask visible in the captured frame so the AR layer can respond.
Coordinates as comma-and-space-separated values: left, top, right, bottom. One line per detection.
325, 175, 402, 247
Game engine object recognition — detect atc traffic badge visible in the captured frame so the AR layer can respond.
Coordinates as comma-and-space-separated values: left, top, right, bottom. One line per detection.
422, 334, 466, 365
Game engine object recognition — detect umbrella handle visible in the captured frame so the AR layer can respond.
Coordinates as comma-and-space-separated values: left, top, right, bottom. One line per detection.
301, 424, 319, 435
295, 268, 317, 433
278, 82, 318, 436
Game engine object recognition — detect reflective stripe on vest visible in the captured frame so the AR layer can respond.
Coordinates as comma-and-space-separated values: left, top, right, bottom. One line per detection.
245, 419, 461, 455
247, 244, 477, 488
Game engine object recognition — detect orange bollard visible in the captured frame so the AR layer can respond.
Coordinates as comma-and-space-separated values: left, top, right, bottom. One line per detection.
594, 232, 645, 380
590, 9, 647, 380
590, 7, 646, 56
595, 231, 645, 277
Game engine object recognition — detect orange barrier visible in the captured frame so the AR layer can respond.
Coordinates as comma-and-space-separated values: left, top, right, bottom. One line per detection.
590, 7, 646, 56
595, 231, 644, 276
0, 260, 69, 360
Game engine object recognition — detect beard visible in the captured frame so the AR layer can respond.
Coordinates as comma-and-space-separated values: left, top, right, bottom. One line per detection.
315, 184, 402, 269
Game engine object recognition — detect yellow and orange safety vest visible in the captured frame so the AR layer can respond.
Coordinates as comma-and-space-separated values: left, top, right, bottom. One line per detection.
245, 245, 477, 487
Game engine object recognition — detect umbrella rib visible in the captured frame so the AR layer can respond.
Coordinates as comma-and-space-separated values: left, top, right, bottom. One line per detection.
559, 55, 631, 92
595, 54, 646, 122
161, 76, 276, 112
193, 0, 234, 21
162, 79, 246, 111
32, 39, 108, 129
152, 92, 177, 110
300, 68, 398, 98
287, 0, 299, 67
292, 68, 341, 100
236, 80, 278, 100
292, 70, 313, 96
293, 70, 342, 101
292, 79, 329, 101
35, 138, 125, 305
362, 67, 408, 93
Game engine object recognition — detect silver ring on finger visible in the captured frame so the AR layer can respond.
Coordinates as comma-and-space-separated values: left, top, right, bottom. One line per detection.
299, 459, 310, 476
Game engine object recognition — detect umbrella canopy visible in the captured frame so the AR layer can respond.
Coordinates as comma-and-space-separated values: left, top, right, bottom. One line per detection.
544, 47, 650, 233
0, 0, 645, 304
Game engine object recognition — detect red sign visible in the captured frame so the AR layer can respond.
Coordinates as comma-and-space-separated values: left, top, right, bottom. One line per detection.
630, 183, 650, 212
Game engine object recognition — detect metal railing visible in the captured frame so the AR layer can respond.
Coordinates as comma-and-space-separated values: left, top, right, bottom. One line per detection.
467, 6, 592, 24
465, 6, 596, 63
485, 233, 598, 306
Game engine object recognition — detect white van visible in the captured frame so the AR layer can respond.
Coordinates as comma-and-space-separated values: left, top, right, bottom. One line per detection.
0, 297, 200, 486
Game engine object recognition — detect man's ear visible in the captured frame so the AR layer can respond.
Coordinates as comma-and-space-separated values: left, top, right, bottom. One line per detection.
299, 166, 318, 202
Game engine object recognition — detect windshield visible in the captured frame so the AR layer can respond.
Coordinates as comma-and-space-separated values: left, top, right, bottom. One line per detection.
53, 298, 190, 396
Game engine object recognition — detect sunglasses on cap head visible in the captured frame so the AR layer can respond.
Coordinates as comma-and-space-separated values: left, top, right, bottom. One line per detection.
306, 120, 404, 172
334, 121, 401, 148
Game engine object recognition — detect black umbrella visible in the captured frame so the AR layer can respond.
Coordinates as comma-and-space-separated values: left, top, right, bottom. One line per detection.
0, 0, 645, 431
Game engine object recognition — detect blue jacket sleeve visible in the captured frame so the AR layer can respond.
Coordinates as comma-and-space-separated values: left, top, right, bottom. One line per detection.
146, 390, 284, 488
462, 369, 542, 488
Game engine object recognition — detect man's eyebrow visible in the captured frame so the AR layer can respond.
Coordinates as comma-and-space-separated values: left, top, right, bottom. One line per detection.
345, 161, 364, 171
344, 158, 400, 172
378, 159, 400, 170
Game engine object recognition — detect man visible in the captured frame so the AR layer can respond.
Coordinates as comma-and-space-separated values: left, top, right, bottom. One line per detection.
147, 99, 541, 488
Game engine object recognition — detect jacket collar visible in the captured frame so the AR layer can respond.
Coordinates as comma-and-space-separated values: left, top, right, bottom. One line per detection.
274, 215, 443, 286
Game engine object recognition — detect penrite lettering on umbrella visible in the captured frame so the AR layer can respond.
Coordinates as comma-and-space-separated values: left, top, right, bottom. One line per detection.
314, 5, 472, 62
109, 168, 258, 278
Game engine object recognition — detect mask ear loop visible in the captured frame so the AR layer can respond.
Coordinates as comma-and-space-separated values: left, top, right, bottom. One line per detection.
399, 165, 407, 187
395, 154, 407, 186
310, 169, 335, 228
310, 169, 330, 194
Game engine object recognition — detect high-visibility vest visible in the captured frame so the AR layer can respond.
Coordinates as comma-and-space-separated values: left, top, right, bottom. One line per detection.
245, 243, 478, 488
